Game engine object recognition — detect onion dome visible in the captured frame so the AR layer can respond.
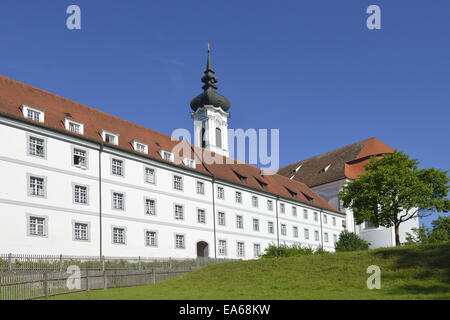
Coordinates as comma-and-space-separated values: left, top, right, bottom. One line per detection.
190, 45, 231, 112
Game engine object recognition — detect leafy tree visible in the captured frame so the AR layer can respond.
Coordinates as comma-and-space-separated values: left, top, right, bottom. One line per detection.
406, 216, 450, 244
334, 230, 370, 252
339, 151, 450, 246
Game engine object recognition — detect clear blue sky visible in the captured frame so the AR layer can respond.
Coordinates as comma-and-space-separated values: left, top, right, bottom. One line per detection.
0, 0, 448, 227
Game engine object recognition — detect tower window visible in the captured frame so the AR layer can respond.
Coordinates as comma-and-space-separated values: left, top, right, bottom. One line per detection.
201, 127, 206, 148
216, 128, 222, 149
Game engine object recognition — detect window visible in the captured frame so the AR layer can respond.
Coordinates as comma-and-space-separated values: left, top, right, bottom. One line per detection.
281, 224, 287, 236
253, 218, 259, 231
105, 134, 117, 144
145, 231, 157, 247
183, 158, 196, 168
196, 181, 205, 194
292, 206, 297, 217
217, 186, 225, 199
314, 230, 320, 241
73, 148, 87, 168
29, 176, 45, 197
173, 175, 183, 191
28, 216, 46, 236
144, 167, 155, 184
236, 215, 243, 229
218, 240, 227, 256
113, 227, 125, 244
74, 223, 88, 241
112, 192, 124, 210
175, 234, 185, 249
22, 105, 44, 123
174, 205, 184, 220
365, 221, 377, 229
27, 109, 41, 122
293, 226, 299, 238
235, 191, 242, 204
74, 185, 88, 204
304, 228, 310, 240
218, 212, 226, 226
314, 212, 318, 222
28, 137, 45, 157
132, 141, 148, 154
253, 244, 261, 258
65, 120, 84, 135
145, 199, 156, 215
111, 159, 123, 176
267, 200, 273, 211
319, 164, 331, 174
324, 232, 329, 243
197, 209, 206, 224
268, 221, 274, 234
237, 242, 245, 257
332, 217, 336, 226
216, 127, 222, 149
333, 234, 338, 243
323, 214, 328, 224
252, 196, 258, 208
303, 209, 308, 220
280, 203, 285, 214
162, 150, 174, 162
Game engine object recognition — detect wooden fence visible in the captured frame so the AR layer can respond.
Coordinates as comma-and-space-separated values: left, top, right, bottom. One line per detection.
0, 254, 233, 300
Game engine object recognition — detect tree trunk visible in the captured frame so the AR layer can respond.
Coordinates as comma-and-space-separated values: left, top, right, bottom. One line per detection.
394, 224, 401, 247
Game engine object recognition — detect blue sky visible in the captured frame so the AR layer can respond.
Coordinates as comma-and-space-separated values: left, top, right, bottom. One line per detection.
0, 0, 448, 227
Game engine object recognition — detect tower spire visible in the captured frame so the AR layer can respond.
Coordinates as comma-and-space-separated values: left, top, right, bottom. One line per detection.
202, 43, 218, 91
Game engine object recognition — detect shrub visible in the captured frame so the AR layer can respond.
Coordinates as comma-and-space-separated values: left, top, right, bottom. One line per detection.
334, 230, 370, 252
261, 243, 328, 258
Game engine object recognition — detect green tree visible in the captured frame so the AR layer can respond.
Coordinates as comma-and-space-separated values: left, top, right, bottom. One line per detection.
406, 216, 450, 244
339, 151, 450, 246
335, 230, 370, 252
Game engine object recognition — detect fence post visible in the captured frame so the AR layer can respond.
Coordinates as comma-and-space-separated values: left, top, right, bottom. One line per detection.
103, 270, 107, 290
59, 254, 63, 273
169, 258, 172, 270
43, 272, 48, 299
8, 253, 12, 271
152, 267, 156, 284
86, 270, 89, 292
101, 256, 105, 271
138, 256, 141, 270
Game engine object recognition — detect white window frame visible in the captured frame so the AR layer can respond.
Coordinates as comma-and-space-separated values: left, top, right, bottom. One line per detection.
217, 186, 225, 199
133, 140, 148, 154
218, 239, 227, 256
64, 118, 84, 135
281, 224, 287, 236
111, 158, 124, 176
183, 157, 196, 168
112, 226, 126, 245
197, 208, 206, 224
252, 196, 258, 208
268, 221, 274, 234
145, 230, 158, 247
236, 215, 244, 229
112, 191, 125, 211
161, 150, 174, 162
196, 180, 205, 195
144, 197, 157, 216
101, 130, 119, 145
73, 221, 90, 242
175, 234, 185, 249
218, 211, 226, 226
27, 134, 46, 159
72, 147, 88, 169
237, 241, 245, 257
173, 175, 184, 191
253, 218, 260, 232
144, 167, 156, 184
235, 191, 242, 204
174, 204, 184, 220
267, 200, 273, 211
27, 174, 47, 198
22, 105, 45, 123
27, 214, 48, 237
73, 183, 89, 205
253, 243, 261, 258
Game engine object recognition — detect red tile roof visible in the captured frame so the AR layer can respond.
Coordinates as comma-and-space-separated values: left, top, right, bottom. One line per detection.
0, 75, 342, 214
278, 138, 394, 187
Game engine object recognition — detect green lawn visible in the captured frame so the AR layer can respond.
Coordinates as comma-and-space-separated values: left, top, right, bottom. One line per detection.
49, 242, 450, 300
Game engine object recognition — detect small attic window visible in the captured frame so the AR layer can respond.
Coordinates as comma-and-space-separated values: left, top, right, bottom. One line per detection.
65, 118, 84, 135
101, 130, 119, 145
302, 192, 314, 204
22, 105, 44, 123
183, 157, 196, 168
286, 188, 297, 198
256, 178, 268, 190
290, 164, 302, 179
161, 150, 174, 162
133, 140, 148, 154
232, 170, 247, 183
319, 164, 331, 174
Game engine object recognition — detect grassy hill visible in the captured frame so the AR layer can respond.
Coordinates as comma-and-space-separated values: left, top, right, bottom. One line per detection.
50, 242, 450, 300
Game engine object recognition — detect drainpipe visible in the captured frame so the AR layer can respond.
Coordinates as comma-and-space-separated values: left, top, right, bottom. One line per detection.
275, 196, 280, 255
98, 143, 104, 259
319, 209, 324, 250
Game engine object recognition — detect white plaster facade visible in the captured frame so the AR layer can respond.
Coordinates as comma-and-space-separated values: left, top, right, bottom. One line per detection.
0, 115, 345, 259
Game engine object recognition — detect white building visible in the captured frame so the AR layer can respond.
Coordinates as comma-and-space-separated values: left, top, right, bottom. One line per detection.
0, 49, 346, 259
278, 138, 419, 248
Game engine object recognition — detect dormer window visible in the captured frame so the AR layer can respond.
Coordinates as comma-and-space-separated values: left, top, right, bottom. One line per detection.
302, 192, 314, 204
319, 164, 331, 174
232, 170, 247, 183
133, 140, 148, 154
101, 130, 119, 145
65, 119, 84, 135
286, 188, 298, 198
256, 178, 268, 190
22, 105, 44, 123
161, 150, 174, 162
183, 158, 196, 168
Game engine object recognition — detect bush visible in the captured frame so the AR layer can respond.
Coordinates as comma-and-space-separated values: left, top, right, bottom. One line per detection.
406, 216, 450, 245
335, 230, 370, 252
261, 243, 328, 258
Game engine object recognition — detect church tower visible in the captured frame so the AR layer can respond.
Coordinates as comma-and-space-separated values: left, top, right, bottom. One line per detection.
190, 45, 231, 157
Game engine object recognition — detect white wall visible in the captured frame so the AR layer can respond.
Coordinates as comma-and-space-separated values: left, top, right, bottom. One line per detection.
0, 116, 346, 259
